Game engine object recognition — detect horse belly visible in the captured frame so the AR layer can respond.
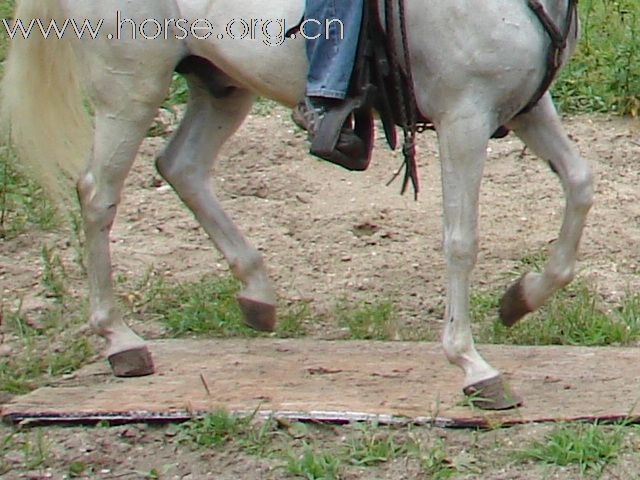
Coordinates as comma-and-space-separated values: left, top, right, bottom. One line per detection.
178, 0, 307, 105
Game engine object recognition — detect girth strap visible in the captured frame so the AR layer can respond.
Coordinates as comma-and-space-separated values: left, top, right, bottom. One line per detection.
521, 0, 578, 113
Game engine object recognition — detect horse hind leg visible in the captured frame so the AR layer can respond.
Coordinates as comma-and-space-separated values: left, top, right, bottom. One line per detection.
77, 74, 173, 377
500, 93, 593, 326
156, 65, 277, 331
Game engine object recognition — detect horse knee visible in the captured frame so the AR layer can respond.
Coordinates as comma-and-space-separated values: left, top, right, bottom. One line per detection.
444, 234, 478, 270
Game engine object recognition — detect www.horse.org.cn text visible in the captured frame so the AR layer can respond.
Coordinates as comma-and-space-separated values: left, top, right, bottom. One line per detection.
2, 12, 346, 47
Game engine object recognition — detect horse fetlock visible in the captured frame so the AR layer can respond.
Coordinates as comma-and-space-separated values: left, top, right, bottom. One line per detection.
441, 334, 474, 366
545, 266, 575, 290
89, 308, 118, 336
231, 253, 268, 285
90, 309, 143, 348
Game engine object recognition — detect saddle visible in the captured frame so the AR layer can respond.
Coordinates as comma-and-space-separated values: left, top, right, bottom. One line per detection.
305, 0, 578, 198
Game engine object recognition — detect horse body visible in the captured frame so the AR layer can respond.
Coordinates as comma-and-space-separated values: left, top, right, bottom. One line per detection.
3, 0, 592, 408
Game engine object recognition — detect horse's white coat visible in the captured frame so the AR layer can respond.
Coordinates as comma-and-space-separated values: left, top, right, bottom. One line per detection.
2, 0, 592, 401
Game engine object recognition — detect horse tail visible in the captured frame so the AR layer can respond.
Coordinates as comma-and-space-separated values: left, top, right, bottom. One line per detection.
1, 0, 91, 206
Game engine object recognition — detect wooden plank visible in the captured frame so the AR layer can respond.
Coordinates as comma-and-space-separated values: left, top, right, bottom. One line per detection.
3, 340, 640, 427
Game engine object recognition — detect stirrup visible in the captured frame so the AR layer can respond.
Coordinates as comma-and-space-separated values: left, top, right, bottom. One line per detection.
293, 98, 370, 171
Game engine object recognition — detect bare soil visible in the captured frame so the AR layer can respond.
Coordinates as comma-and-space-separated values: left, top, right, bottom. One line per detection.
1, 108, 639, 478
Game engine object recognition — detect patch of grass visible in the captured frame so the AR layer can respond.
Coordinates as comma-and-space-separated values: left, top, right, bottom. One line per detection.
336, 300, 397, 340
0, 250, 93, 395
344, 424, 409, 466
470, 290, 501, 327
142, 274, 259, 338
0, 0, 15, 62
0, 322, 93, 395
67, 460, 87, 478
285, 443, 342, 480
411, 438, 481, 479
40, 244, 68, 303
474, 250, 640, 347
175, 409, 247, 447
0, 430, 16, 475
479, 278, 640, 346
175, 409, 278, 457
276, 301, 311, 338
516, 422, 626, 476
19, 430, 51, 471
139, 273, 313, 338
251, 97, 277, 117
553, 0, 640, 115
0, 146, 56, 238
164, 73, 189, 108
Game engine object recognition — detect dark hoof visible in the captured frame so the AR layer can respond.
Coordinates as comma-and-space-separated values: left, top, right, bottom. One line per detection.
463, 375, 523, 410
108, 346, 155, 377
238, 295, 276, 332
499, 276, 532, 327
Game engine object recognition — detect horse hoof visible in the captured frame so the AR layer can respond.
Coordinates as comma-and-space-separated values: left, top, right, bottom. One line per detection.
463, 375, 523, 410
108, 346, 155, 377
499, 276, 532, 327
237, 295, 276, 332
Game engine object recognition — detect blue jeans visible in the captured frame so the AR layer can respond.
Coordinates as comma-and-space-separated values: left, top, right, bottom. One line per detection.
303, 0, 363, 100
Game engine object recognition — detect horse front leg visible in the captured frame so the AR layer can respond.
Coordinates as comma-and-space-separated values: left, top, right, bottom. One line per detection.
438, 114, 523, 410
501, 93, 593, 325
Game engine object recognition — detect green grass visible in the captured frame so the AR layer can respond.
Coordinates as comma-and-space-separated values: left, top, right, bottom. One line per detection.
344, 424, 409, 466
174, 409, 276, 453
285, 443, 342, 480
553, 0, 640, 115
335, 300, 398, 340
517, 422, 626, 476
19, 430, 50, 470
411, 437, 481, 479
0, 0, 14, 61
0, 146, 56, 238
137, 273, 311, 338
476, 278, 640, 347
0, 245, 93, 395
0, 309, 93, 394
141, 274, 258, 338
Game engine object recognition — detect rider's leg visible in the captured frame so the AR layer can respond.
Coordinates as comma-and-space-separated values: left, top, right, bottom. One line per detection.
304, 0, 363, 101
293, 0, 365, 168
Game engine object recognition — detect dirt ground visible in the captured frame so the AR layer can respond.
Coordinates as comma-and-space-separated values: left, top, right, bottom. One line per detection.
1, 108, 639, 478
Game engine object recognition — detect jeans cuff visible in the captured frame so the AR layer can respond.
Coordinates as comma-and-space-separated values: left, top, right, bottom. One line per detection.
306, 89, 347, 100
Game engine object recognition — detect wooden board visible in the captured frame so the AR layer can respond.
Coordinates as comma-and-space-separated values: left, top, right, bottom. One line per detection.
3, 339, 640, 427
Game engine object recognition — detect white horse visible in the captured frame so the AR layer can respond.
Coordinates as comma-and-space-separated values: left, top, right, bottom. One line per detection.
2, 0, 593, 409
